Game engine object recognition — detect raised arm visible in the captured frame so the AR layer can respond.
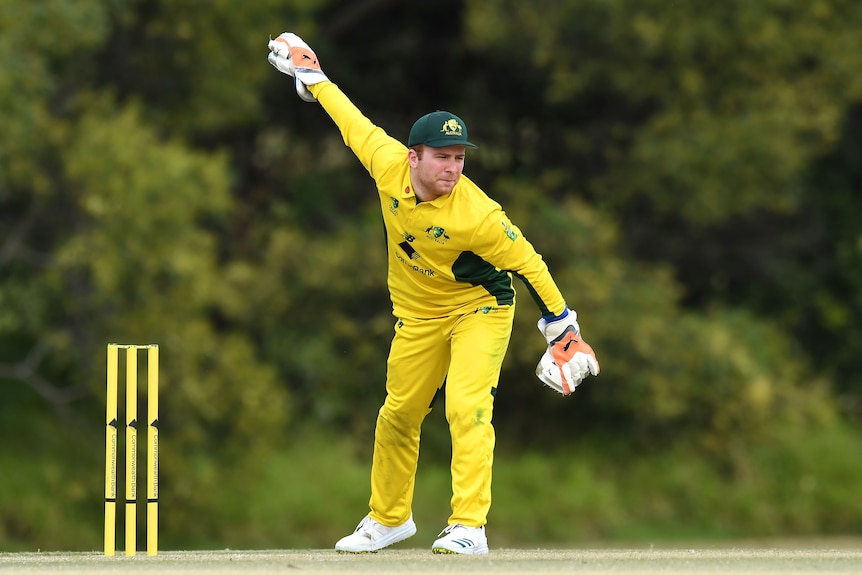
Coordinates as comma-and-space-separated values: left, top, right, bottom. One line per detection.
267, 32, 404, 179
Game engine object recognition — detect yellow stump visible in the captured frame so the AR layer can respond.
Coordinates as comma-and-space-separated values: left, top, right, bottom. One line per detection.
125, 347, 138, 557
105, 343, 159, 557
104, 345, 119, 557
147, 345, 159, 556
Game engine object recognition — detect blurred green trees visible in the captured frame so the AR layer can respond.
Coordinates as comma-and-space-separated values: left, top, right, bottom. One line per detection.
1, 0, 861, 550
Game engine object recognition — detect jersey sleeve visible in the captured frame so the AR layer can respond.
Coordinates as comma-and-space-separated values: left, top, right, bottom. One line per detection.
471, 207, 567, 317
310, 81, 405, 181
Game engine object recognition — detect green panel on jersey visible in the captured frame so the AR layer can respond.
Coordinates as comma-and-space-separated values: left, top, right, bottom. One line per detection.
452, 251, 515, 306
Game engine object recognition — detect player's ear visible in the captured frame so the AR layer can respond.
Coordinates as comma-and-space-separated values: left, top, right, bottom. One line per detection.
407, 146, 421, 167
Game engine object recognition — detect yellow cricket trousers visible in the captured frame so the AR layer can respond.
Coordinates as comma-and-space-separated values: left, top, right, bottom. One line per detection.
368, 304, 515, 528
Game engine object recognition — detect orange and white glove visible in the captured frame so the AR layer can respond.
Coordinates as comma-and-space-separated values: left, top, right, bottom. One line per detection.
267, 32, 328, 102
536, 308, 600, 395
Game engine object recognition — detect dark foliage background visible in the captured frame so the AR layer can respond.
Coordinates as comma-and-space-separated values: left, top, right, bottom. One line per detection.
1, 0, 861, 550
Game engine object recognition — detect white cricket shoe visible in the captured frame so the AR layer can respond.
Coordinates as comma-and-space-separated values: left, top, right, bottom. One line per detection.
431, 524, 489, 555
335, 514, 416, 553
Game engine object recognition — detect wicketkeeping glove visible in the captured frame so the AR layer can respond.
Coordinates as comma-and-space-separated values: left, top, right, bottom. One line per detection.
536, 308, 600, 395
267, 32, 329, 102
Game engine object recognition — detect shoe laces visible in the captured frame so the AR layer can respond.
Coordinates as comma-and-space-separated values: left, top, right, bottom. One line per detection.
440, 524, 481, 536
355, 516, 380, 537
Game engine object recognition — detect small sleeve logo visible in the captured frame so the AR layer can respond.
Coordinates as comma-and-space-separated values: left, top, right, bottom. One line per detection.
501, 220, 518, 241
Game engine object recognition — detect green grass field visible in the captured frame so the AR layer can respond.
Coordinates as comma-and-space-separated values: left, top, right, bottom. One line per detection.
2, 543, 862, 574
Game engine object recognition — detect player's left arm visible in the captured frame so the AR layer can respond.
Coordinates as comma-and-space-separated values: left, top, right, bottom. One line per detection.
471, 207, 564, 315
474, 208, 600, 395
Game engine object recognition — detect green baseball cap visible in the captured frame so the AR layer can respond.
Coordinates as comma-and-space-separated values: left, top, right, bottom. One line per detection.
408, 110, 478, 149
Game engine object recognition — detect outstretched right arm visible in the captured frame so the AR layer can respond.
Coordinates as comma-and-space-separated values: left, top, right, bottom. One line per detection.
267, 32, 404, 179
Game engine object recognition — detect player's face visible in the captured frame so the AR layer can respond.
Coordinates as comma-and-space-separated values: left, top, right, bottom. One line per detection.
409, 145, 466, 201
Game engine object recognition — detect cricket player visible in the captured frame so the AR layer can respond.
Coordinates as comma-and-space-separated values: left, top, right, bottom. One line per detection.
267, 32, 600, 555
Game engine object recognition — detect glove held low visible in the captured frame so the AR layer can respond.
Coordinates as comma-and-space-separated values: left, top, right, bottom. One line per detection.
535, 308, 600, 395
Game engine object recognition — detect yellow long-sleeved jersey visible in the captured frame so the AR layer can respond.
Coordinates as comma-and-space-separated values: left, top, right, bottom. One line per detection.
312, 81, 567, 320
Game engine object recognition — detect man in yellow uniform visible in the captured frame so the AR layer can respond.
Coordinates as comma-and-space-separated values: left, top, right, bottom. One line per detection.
268, 33, 600, 555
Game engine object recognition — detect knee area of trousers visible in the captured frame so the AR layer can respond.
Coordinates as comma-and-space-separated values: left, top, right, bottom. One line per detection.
446, 404, 493, 428
378, 404, 427, 430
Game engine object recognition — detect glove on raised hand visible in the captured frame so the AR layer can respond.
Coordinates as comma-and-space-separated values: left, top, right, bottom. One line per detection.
267, 32, 329, 102
536, 308, 600, 395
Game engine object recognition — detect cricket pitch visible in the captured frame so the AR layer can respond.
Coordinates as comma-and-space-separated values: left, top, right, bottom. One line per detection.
2, 544, 862, 574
